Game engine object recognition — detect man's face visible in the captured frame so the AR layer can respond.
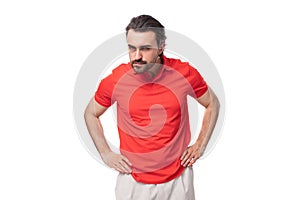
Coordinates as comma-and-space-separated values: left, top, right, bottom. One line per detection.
127, 29, 163, 74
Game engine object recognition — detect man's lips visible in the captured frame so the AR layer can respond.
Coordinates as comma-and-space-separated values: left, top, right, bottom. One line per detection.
132, 62, 147, 67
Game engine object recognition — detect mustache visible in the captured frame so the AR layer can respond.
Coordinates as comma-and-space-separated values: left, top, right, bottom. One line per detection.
131, 58, 147, 65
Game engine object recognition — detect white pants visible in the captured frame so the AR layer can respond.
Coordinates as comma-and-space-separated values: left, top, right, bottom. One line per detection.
115, 167, 195, 200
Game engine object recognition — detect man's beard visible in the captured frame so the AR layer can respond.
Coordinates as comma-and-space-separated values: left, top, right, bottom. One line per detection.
131, 58, 154, 74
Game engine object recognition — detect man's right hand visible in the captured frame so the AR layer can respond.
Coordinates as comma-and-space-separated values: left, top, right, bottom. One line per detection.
100, 151, 132, 174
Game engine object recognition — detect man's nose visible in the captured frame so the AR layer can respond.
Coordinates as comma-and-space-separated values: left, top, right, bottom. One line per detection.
134, 49, 142, 60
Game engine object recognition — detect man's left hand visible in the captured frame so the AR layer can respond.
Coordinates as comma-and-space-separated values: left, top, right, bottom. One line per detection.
180, 143, 205, 167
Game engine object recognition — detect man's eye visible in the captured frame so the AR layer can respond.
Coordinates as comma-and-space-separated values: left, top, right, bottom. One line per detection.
128, 46, 136, 51
140, 47, 151, 51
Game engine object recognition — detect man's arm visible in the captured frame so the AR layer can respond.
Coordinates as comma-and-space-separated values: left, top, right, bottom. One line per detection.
181, 87, 220, 167
84, 98, 132, 174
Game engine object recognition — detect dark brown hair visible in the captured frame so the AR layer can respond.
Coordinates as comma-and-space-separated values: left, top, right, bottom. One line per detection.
125, 15, 166, 48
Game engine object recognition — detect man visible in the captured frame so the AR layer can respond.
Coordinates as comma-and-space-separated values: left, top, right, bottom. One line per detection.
84, 15, 220, 200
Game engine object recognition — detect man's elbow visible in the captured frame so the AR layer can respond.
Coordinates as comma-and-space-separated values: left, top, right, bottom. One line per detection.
208, 88, 220, 112
214, 96, 220, 111
84, 106, 90, 123
84, 102, 94, 123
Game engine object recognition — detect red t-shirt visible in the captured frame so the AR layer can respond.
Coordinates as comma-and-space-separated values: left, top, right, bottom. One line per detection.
95, 55, 208, 184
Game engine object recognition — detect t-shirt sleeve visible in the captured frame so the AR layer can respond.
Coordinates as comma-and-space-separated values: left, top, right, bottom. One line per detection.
188, 66, 208, 98
94, 74, 114, 107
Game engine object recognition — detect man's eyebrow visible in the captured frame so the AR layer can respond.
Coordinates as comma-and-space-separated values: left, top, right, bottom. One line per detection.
128, 44, 154, 48
128, 44, 136, 48
140, 45, 153, 48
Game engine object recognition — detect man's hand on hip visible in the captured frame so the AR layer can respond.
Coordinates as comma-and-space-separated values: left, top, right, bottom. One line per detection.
180, 143, 205, 167
100, 151, 132, 174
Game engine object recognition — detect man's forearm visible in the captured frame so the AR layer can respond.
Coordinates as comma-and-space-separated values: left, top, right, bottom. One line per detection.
84, 104, 111, 155
84, 100, 132, 173
196, 91, 220, 154
181, 89, 220, 167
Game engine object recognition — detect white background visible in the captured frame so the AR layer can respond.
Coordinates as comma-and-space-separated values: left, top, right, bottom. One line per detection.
1, 0, 299, 199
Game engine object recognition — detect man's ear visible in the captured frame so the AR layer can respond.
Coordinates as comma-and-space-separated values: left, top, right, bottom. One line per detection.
158, 43, 165, 55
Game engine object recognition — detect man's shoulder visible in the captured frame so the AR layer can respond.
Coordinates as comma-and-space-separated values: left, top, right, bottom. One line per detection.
112, 62, 131, 74
163, 56, 193, 75
103, 62, 131, 82
100, 63, 131, 84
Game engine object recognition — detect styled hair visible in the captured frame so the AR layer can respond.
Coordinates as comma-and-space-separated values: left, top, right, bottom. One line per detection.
125, 15, 166, 48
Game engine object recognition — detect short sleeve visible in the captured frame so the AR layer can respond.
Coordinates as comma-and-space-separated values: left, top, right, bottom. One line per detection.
188, 66, 208, 98
94, 74, 114, 107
